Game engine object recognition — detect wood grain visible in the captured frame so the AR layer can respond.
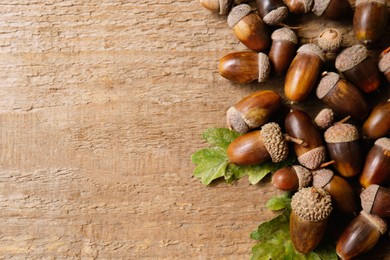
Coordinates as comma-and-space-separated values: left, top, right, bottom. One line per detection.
0, 0, 389, 259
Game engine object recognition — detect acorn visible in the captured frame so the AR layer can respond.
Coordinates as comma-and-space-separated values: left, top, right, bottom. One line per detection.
256, 0, 289, 25
268, 27, 298, 75
226, 90, 282, 133
290, 187, 333, 254
317, 28, 342, 61
284, 0, 313, 14
362, 99, 390, 139
313, 169, 357, 214
314, 108, 334, 130
336, 211, 387, 260
227, 4, 270, 52
227, 122, 289, 165
335, 44, 381, 93
272, 165, 312, 192
316, 72, 369, 120
312, 0, 352, 20
353, 0, 388, 45
361, 184, 390, 218
199, 0, 233, 15
285, 110, 326, 170
359, 137, 390, 188
379, 47, 390, 83
324, 123, 363, 178
284, 44, 325, 102
218, 51, 271, 83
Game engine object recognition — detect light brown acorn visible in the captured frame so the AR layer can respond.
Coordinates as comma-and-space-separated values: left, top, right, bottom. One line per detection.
317, 28, 342, 61
199, 0, 233, 15
361, 184, 390, 218
218, 51, 271, 83
290, 187, 333, 254
359, 137, 390, 188
379, 47, 390, 83
312, 0, 352, 20
227, 122, 289, 165
268, 27, 298, 75
324, 123, 363, 178
227, 4, 270, 52
285, 44, 325, 102
336, 211, 388, 260
335, 44, 381, 93
314, 108, 334, 130
226, 90, 281, 133
284, 0, 313, 14
312, 169, 357, 214
316, 72, 369, 121
272, 165, 312, 191
256, 0, 289, 25
363, 99, 390, 139
353, 0, 388, 45
285, 110, 326, 169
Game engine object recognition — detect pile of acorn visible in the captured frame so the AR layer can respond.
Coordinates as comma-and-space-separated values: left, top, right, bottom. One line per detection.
199, 0, 389, 258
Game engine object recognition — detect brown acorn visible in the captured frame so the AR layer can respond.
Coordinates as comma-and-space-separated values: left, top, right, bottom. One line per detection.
335, 45, 381, 93
324, 123, 363, 178
312, 0, 352, 20
354, 0, 388, 45
361, 184, 390, 218
226, 90, 281, 133
316, 72, 369, 120
268, 27, 298, 75
199, 0, 233, 15
290, 187, 333, 254
285, 110, 326, 169
256, 0, 289, 25
227, 122, 289, 165
317, 28, 342, 61
379, 47, 390, 83
363, 99, 390, 139
227, 4, 270, 52
272, 165, 312, 191
284, 0, 313, 14
314, 108, 334, 130
313, 169, 357, 214
284, 44, 325, 102
359, 137, 390, 188
336, 211, 387, 260
218, 51, 271, 83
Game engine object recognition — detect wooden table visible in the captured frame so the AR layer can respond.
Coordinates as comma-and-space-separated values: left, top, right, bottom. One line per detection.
0, 0, 389, 258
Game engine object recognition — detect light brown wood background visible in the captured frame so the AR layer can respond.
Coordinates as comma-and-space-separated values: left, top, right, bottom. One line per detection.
0, 0, 389, 259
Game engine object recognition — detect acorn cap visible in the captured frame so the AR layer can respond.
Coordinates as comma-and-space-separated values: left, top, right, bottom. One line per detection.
227, 4, 252, 28
314, 108, 334, 130
260, 122, 289, 163
375, 137, 390, 151
356, 0, 387, 6
298, 146, 326, 170
318, 28, 342, 53
335, 45, 368, 72
263, 6, 289, 25
379, 49, 390, 73
316, 72, 340, 99
291, 187, 333, 222
312, 168, 334, 188
312, 0, 331, 16
271, 27, 298, 44
292, 165, 312, 189
324, 123, 359, 143
297, 44, 326, 62
258, 53, 271, 83
226, 106, 250, 133
360, 211, 388, 235
360, 184, 380, 214
219, 0, 232, 15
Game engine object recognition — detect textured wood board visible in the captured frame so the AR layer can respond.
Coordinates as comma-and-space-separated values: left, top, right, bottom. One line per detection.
0, 0, 389, 259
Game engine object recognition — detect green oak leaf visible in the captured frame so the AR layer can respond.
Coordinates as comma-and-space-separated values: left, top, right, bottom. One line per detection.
202, 128, 241, 149
266, 193, 292, 211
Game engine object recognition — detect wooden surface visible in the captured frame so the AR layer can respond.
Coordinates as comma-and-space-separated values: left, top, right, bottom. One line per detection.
0, 0, 389, 259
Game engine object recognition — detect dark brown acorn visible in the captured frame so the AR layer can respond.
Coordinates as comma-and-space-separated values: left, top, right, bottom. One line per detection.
226, 90, 281, 133
218, 51, 271, 83
227, 4, 270, 52
284, 0, 313, 14
324, 123, 363, 178
317, 28, 342, 62
312, 0, 352, 20
361, 184, 390, 218
336, 211, 387, 260
379, 47, 390, 83
290, 187, 333, 254
313, 169, 357, 214
353, 0, 388, 45
284, 44, 325, 102
227, 122, 289, 165
272, 165, 312, 191
199, 0, 233, 15
314, 108, 334, 130
285, 110, 326, 169
363, 99, 390, 139
335, 45, 381, 93
256, 0, 289, 25
359, 138, 390, 188
316, 72, 369, 120
268, 27, 298, 75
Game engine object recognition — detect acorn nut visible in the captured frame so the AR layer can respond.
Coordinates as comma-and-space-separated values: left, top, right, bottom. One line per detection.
269, 27, 298, 75
362, 99, 390, 139
199, 0, 233, 15
317, 28, 342, 61
272, 165, 312, 192
314, 108, 334, 130
361, 184, 390, 218
226, 90, 282, 133
312, 0, 352, 20
256, 0, 289, 25
284, 0, 313, 14
379, 47, 390, 83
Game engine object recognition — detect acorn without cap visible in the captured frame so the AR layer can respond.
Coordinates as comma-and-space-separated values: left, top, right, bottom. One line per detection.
256, 0, 289, 25
314, 108, 334, 130
228, 4, 270, 52
316, 72, 369, 120
361, 184, 390, 218
227, 122, 288, 165
272, 165, 312, 192
199, 0, 233, 15
290, 187, 333, 254
284, 0, 313, 14
219, 51, 271, 83
379, 47, 390, 83
226, 90, 281, 133
312, 0, 352, 20
363, 99, 390, 139
335, 44, 381, 93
